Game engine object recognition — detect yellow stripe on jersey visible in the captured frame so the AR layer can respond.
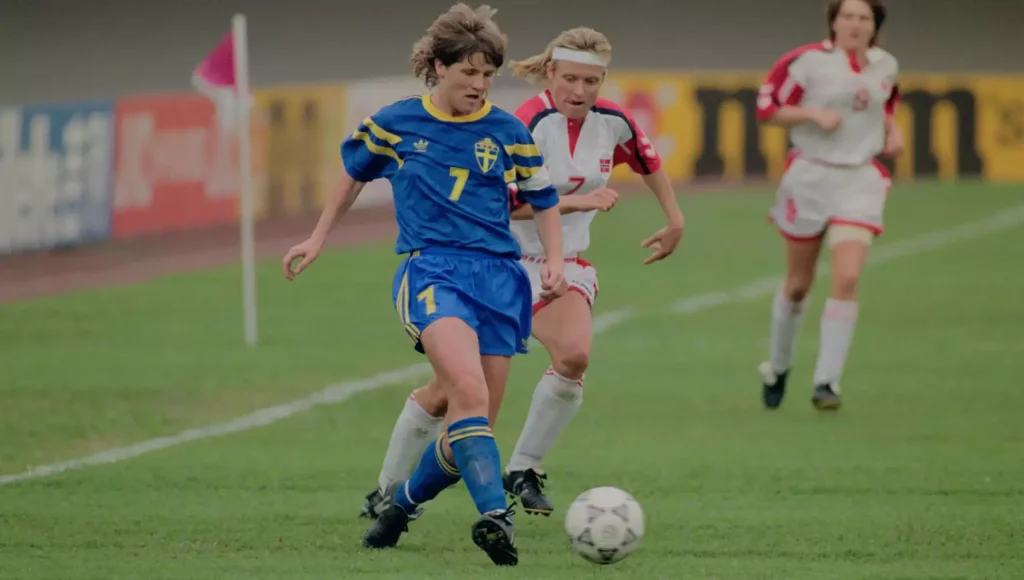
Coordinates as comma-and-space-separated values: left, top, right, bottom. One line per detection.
504, 168, 516, 184
351, 130, 404, 169
515, 165, 542, 179
394, 271, 420, 343
363, 117, 403, 145
504, 143, 541, 158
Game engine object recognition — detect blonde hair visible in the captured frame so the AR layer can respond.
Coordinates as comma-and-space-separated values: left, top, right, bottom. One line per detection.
410, 4, 508, 88
510, 27, 612, 84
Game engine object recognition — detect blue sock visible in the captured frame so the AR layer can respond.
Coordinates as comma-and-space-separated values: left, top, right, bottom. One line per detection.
448, 416, 508, 515
393, 437, 461, 515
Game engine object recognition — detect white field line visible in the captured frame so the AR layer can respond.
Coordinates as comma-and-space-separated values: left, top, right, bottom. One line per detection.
3, 204, 1022, 486
672, 204, 1024, 314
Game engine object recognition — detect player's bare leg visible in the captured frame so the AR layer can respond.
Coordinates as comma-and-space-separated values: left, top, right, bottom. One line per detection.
760, 235, 821, 408
360, 379, 446, 520
810, 224, 871, 410
505, 290, 591, 515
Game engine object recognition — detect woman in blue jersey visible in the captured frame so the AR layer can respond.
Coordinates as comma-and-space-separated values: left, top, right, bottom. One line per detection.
282, 3, 566, 567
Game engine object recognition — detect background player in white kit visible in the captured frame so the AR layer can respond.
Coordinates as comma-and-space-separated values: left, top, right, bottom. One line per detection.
755, 0, 902, 411
360, 27, 686, 519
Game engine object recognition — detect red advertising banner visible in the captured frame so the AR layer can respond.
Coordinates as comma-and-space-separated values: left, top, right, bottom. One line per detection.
112, 93, 253, 238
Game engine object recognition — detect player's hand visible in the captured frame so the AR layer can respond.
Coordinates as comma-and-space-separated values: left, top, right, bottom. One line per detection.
814, 109, 842, 132
282, 237, 323, 281
578, 187, 619, 212
882, 125, 904, 157
641, 220, 684, 265
539, 261, 568, 301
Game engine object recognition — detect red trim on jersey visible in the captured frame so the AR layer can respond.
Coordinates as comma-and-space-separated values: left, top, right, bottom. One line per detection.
528, 256, 597, 315
846, 50, 863, 74
829, 218, 884, 235
872, 157, 892, 180
593, 97, 662, 175
884, 83, 900, 117
532, 286, 592, 315
514, 94, 551, 128
769, 154, 890, 239
757, 43, 826, 122
542, 90, 586, 157
520, 255, 592, 267
567, 117, 582, 157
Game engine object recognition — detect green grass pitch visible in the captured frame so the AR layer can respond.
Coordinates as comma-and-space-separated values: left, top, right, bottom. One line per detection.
1, 182, 1022, 579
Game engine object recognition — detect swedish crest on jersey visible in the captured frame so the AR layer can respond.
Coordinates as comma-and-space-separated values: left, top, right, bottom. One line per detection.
474, 137, 499, 173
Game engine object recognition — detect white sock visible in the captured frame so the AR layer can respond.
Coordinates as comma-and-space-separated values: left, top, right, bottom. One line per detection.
813, 298, 859, 386
769, 287, 806, 374
506, 368, 584, 473
377, 395, 445, 490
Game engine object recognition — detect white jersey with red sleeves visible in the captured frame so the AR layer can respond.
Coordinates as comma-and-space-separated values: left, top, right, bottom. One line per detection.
509, 90, 662, 258
757, 40, 899, 166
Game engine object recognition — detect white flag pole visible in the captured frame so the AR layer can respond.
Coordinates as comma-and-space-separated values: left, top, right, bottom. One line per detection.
232, 13, 258, 346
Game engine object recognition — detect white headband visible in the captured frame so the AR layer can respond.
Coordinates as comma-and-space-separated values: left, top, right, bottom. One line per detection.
551, 47, 608, 68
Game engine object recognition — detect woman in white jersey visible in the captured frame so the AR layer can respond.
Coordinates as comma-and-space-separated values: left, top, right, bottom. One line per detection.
755, 0, 901, 411
360, 27, 686, 520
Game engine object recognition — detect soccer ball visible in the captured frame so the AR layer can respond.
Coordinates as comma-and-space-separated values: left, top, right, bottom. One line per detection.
564, 486, 645, 565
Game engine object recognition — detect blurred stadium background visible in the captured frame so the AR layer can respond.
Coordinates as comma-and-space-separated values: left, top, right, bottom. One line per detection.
1, 1, 1022, 578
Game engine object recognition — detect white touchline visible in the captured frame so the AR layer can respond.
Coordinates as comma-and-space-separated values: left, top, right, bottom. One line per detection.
2, 204, 1022, 486
672, 203, 1024, 314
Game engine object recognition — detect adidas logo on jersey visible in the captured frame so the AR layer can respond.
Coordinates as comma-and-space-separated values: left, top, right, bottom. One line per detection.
414, 139, 429, 152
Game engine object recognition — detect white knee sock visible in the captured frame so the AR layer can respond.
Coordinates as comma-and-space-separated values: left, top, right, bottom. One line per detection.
769, 287, 807, 374
377, 395, 445, 490
506, 368, 583, 473
813, 298, 859, 386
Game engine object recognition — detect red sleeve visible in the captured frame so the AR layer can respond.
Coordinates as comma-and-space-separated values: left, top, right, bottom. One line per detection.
885, 83, 900, 117
514, 95, 547, 128
755, 43, 821, 122
595, 98, 662, 175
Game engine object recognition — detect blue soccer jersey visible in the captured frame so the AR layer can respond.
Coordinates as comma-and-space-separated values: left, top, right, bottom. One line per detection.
341, 94, 559, 259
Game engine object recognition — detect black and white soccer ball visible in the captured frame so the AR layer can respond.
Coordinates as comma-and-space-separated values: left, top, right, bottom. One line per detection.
564, 486, 645, 565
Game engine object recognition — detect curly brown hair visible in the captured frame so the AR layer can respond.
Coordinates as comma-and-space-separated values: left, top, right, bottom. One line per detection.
410, 4, 508, 88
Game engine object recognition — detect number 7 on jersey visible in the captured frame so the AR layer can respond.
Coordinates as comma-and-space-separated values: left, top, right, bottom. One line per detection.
448, 167, 469, 201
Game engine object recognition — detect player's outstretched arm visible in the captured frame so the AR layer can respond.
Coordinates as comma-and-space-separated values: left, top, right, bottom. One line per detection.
639, 168, 685, 265
282, 167, 365, 280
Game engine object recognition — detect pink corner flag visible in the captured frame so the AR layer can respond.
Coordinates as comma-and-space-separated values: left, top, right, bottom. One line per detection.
193, 32, 236, 93
192, 31, 251, 132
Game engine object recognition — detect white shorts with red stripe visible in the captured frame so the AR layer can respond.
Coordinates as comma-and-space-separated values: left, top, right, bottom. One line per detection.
519, 255, 599, 315
769, 154, 892, 241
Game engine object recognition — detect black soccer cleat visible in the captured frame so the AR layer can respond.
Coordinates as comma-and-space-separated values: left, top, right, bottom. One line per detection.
759, 361, 790, 409
471, 504, 518, 567
504, 469, 553, 516
360, 484, 423, 521
812, 383, 842, 411
359, 487, 386, 520
361, 503, 412, 549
